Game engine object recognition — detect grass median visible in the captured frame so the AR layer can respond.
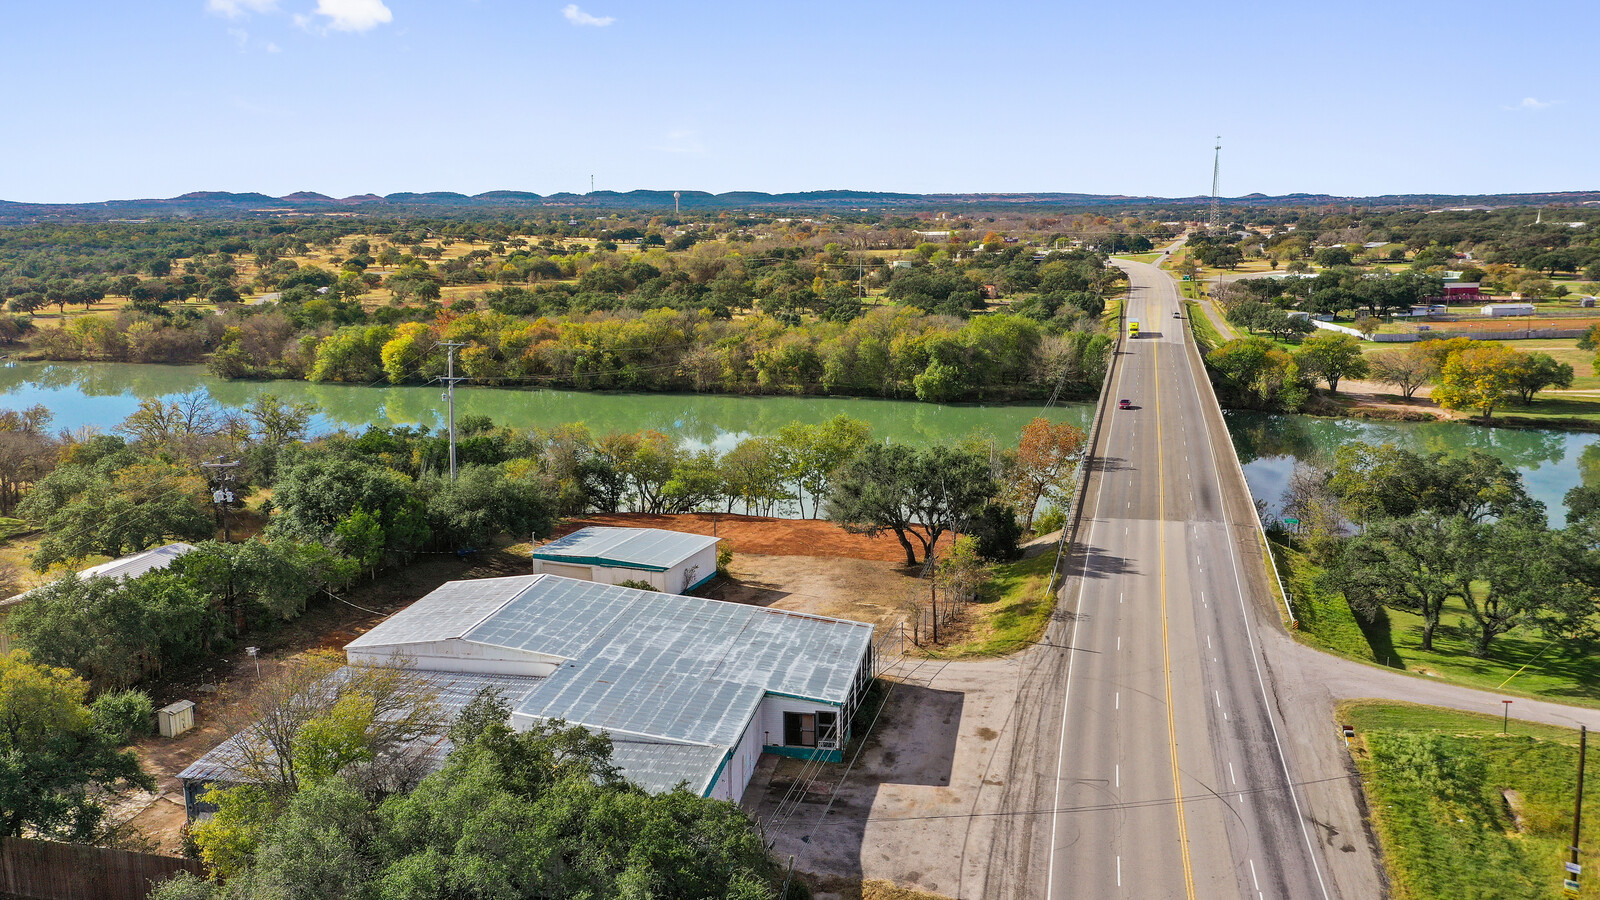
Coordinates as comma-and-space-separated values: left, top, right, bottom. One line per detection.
1341, 700, 1597, 900
922, 550, 1059, 658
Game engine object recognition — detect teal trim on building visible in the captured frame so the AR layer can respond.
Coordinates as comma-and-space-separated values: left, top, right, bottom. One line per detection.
685, 570, 718, 591
531, 554, 667, 572
701, 747, 736, 798
762, 744, 844, 764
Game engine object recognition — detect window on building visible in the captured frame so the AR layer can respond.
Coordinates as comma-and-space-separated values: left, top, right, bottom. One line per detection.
816, 711, 839, 748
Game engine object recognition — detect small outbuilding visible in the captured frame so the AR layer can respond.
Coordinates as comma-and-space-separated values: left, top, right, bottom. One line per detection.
1482, 303, 1536, 317
531, 527, 719, 594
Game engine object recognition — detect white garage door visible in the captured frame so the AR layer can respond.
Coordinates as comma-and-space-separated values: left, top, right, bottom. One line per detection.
542, 563, 594, 581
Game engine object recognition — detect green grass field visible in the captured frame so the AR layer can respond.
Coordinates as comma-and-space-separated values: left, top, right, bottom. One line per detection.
926, 550, 1058, 658
1111, 252, 1162, 264
1184, 299, 1224, 352
1341, 700, 1598, 900
1276, 539, 1600, 706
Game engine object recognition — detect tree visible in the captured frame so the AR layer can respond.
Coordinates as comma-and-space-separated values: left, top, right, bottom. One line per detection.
1464, 514, 1586, 657
827, 444, 997, 566
19, 461, 213, 572
1205, 337, 1309, 411
1293, 331, 1369, 393
1365, 348, 1433, 399
10, 572, 211, 690
1328, 513, 1473, 651
1009, 417, 1086, 531
1508, 350, 1573, 404
0, 651, 151, 841
774, 415, 872, 518
1433, 343, 1525, 420
1326, 442, 1536, 526
423, 465, 555, 548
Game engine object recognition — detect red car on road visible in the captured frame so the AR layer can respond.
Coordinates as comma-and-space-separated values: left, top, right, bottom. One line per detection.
1118, 398, 1132, 410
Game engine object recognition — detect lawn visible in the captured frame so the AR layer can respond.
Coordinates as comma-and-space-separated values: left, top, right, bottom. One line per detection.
1184, 299, 1224, 352
1111, 252, 1162, 264
923, 550, 1059, 658
1340, 700, 1597, 900
1274, 538, 1600, 707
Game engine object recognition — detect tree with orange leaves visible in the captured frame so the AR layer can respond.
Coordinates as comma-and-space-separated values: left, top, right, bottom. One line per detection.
1010, 416, 1086, 532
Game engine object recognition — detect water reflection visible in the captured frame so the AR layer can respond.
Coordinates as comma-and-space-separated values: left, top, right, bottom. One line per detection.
3, 361, 1092, 450
1229, 410, 1596, 526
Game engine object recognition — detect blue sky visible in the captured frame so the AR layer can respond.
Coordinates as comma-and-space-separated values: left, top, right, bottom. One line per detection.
0, 1, 1591, 203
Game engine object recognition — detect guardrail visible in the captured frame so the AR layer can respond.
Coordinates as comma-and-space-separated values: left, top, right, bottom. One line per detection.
1179, 311, 1299, 628
1046, 302, 1124, 596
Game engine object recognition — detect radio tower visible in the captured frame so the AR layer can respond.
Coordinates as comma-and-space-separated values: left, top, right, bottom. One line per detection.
1208, 137, 1222, 232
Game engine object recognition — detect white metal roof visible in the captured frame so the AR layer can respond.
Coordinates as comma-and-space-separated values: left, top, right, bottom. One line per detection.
3, 543, 198, 607
531, 527, 719, 572
345, 574, 874, 795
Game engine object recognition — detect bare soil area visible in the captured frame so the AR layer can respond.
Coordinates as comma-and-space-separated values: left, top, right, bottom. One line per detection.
700, 552, 918, 635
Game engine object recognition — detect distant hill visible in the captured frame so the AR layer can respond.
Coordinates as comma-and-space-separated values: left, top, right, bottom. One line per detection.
2, 187, 1597, 224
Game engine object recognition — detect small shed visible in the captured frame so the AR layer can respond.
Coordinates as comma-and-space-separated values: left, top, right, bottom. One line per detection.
531, 527, 720, 594
158, 700, 195, 738
1482, 303, 1536, 317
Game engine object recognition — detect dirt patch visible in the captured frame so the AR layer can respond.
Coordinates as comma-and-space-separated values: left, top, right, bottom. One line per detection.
699, 553, 920, 633
550, 513, 952, 564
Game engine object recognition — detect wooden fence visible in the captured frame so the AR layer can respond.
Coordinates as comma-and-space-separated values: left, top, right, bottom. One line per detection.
0, 838, 202, 900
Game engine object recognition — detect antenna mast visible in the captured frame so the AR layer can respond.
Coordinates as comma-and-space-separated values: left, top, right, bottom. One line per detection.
674, 191, 681, 215
1208, 137, 1222, 232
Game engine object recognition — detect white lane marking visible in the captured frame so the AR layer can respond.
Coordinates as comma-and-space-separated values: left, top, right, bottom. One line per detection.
1115, 692, 1120, 709
1185, 310, 1334, 900
1120, 592, 1124, 604
1116, 636, 1121, 651
1229, 762, 1237, 785
1115, 764, 1120, 787
1214, 690, 1220, 707
1047, 327, 1133, 900
1250, 858, 1260, 891
1117, 856, 1122, 887
1207, 635, 1212, 649
1239, 792, 1245, 803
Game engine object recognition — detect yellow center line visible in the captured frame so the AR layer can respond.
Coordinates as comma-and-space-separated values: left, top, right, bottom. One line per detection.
1154, 331, 1197, 898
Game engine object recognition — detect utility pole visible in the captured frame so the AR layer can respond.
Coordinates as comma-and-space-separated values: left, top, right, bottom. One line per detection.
1571, 725, 1588, 896
435, 342, 466, 481
200, 456, 242, 541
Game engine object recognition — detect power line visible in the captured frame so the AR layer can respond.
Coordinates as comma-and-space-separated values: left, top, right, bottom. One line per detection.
432, 342, 467, 481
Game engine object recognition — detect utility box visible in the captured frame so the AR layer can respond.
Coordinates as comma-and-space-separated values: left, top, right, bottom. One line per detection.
158, 700, 195, 738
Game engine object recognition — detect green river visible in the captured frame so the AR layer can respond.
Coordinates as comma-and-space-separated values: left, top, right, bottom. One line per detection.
0, 362, 1093, 454
2, 363, 1587, 524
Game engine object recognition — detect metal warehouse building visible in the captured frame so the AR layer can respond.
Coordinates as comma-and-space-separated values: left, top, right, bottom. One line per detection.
181, 574, 875, 812
530, 526, 720, 594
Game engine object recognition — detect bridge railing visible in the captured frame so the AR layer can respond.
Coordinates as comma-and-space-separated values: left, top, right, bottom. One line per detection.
1047, 301, 1124, 597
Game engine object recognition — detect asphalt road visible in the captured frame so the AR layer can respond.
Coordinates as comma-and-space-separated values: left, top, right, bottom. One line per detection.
1038, 260, 1334, 900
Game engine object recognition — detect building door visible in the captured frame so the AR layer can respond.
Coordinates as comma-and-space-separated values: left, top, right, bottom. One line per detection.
783, 712, 816, 748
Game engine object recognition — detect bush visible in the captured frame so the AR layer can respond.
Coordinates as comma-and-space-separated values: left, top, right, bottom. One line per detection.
1031, 506, 1066, 535
616, 579, 658, 592
91, 689, 155, 743
969, 503, 1023, 561
716, 544, 733, 576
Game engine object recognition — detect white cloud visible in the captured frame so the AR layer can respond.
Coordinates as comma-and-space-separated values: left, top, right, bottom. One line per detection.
309, 0, 394, 32
1505, 97, 1557, 111
265, 41, 282, 52
563, 4, 614, 26
227, 26, 251, 46
207, 0, 279, 16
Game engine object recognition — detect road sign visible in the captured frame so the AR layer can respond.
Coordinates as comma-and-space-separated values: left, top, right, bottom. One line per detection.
1564, 877, 1580, 890
1284, 517, 1300, 526
1568, 862, 1582, 875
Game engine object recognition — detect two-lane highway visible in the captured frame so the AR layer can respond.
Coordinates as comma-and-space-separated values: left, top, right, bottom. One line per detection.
1042, 261, 1333, 899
